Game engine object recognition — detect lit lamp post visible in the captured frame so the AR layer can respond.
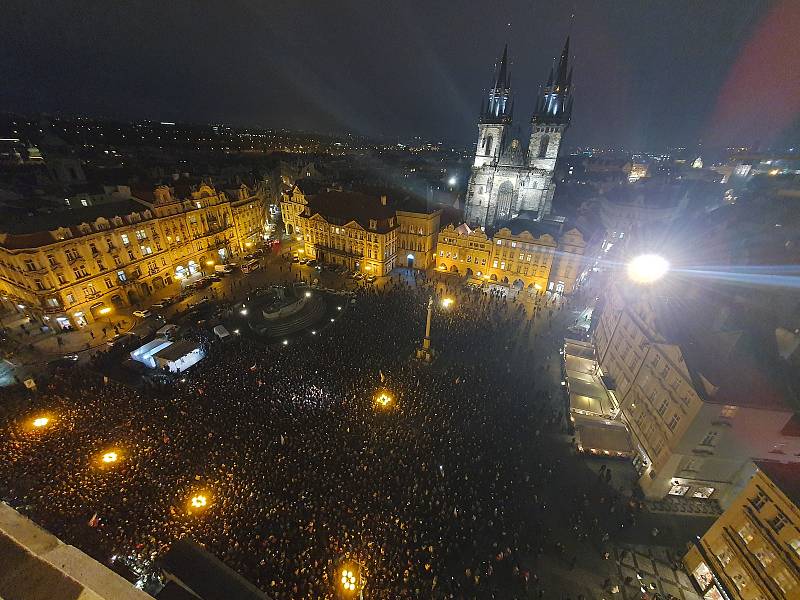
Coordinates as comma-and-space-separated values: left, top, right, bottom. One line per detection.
338, 561, 365, 598
415, 296, 453, 362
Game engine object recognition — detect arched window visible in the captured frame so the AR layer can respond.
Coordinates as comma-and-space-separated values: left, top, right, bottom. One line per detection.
485, 135, 494, 156
538, 134, 550, 158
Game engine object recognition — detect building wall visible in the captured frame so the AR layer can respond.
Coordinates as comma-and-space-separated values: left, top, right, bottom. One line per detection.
684, 468, 800, 599
435, 223, 585, 294
396, 209, 441, 270
0, 184, 265, 330
300, 215, 397, 276
595, 285, 800, 503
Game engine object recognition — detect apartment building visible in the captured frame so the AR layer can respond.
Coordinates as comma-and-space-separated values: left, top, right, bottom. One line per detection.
685, 462, 800, 599
0, 183, 266, 330
594, 283, 800, 505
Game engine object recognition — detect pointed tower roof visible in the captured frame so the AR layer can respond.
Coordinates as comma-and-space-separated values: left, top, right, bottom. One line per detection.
556, 36, 570, 86
495, 44, 510, 89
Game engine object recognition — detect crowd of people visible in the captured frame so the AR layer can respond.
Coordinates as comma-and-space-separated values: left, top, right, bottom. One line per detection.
0, 273, 635, 599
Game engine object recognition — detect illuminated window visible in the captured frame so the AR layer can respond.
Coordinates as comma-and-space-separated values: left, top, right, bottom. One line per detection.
493, 260, 498, 268
496, 239, 502, 245
121, 233, 130, 246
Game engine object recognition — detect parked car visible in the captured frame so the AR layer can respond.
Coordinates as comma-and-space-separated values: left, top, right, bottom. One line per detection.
207, 275, 222, 282
307, 259, 318, 267
214, 264, 235, 274
353, 272, 364, 280
151, 302, 167, 310
365, 274, 377, 283
132, 310, 153, 319
292, 256, 300, 263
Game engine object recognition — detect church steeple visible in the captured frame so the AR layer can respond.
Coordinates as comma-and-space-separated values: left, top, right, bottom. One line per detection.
481, 45, 513, 124
532, 36, 573, 125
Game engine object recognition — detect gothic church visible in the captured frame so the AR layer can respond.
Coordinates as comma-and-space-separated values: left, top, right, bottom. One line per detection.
464, 38, 574, 230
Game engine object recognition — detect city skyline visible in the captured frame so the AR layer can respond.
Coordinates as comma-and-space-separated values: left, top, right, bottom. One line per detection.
3, 0, 799, 150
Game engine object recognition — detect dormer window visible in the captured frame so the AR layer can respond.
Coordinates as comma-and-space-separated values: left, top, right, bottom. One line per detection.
369, 219, 377, 230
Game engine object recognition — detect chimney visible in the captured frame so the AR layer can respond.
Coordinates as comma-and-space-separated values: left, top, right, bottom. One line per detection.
380, 195, 387, 206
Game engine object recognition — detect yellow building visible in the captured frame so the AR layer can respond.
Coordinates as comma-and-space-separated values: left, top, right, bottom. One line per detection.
0, 183, 266, 330
684, 461, 800, 599
281, 188, 440, 275
396, 208, 442, 270
594, 283, 800, 504
435, 218, 586, 294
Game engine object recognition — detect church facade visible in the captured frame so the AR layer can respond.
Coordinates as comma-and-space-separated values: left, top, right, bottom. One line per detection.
464, 39, 574, 231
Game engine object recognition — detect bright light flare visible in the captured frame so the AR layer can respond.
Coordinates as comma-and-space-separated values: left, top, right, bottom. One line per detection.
448, 176, 457, 186
627, 254, 669, 284
32, 417, 49, 428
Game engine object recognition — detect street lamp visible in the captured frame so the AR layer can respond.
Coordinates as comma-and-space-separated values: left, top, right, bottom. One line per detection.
627, 254, 669, 284
415, 296, 453, 362
338, 561, 365, 597
374, 390, 393, 408
32, 416, 50, 429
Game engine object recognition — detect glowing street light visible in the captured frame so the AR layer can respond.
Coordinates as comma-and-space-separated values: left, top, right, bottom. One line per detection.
448, 176, 457, 187
305, 291, 312, 298
205, 260, 214, 266
188, 492, 211, 513
32, 417, 49, 428
627, 254, 669, 284
375, 390, 393, 408
98, 307, 112, 315
341, 568, 357, 592
441, 297, 454, 309
101, 451, 119, 464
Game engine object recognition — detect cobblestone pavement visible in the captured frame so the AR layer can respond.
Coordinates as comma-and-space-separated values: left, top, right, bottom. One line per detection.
614, 545, 700, 600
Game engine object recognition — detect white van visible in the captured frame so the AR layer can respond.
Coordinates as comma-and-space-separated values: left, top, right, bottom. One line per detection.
214, 264, 235, 274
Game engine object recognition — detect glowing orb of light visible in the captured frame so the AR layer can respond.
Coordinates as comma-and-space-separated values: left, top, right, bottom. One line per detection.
627, 254, 669, 284
32, 417, 49, 428
441, 297, 454, 309
341, 568, 357, 592
375, 391, 393, 408
102, 451, 118, 464
190, 494, 208, 509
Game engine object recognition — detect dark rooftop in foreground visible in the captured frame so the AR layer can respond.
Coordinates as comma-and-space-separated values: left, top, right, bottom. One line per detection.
159, 539, 269, 600
0, 199, 148, 236
755, 461, 800, 507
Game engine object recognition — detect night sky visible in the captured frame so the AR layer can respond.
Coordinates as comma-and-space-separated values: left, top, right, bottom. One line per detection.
3, 0, 799, 150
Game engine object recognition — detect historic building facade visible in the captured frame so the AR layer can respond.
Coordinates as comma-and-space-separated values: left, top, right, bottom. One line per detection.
594, 283, 800, 504
684, 462, 800, 599
435, 217, 586, 294
464, 39, 574, 230
281, 189, 440, 276
0, 183, 266, 330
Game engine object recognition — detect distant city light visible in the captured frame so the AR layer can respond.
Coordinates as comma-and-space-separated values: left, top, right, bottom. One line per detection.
627, 254, 669, 284
448, 176, 457, 186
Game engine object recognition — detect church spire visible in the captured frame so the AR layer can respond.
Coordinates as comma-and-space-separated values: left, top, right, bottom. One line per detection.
481, 45, 513, 124
532, 36, 574, 125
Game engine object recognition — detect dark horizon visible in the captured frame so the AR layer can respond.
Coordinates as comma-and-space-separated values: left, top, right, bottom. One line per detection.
2, 0, 799, 150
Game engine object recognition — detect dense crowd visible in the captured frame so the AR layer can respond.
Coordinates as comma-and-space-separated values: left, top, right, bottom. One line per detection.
0, 276, 633, 599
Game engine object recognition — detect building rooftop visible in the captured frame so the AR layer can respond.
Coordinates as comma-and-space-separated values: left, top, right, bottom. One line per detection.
0, 198, 148, 237
0, 502, 153, 600
159, 539, 269, 600
306, 190, 397, 232
755, 461, 800, 507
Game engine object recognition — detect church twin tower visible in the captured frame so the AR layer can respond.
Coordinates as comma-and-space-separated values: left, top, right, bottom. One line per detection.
464, 37, 574, 230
